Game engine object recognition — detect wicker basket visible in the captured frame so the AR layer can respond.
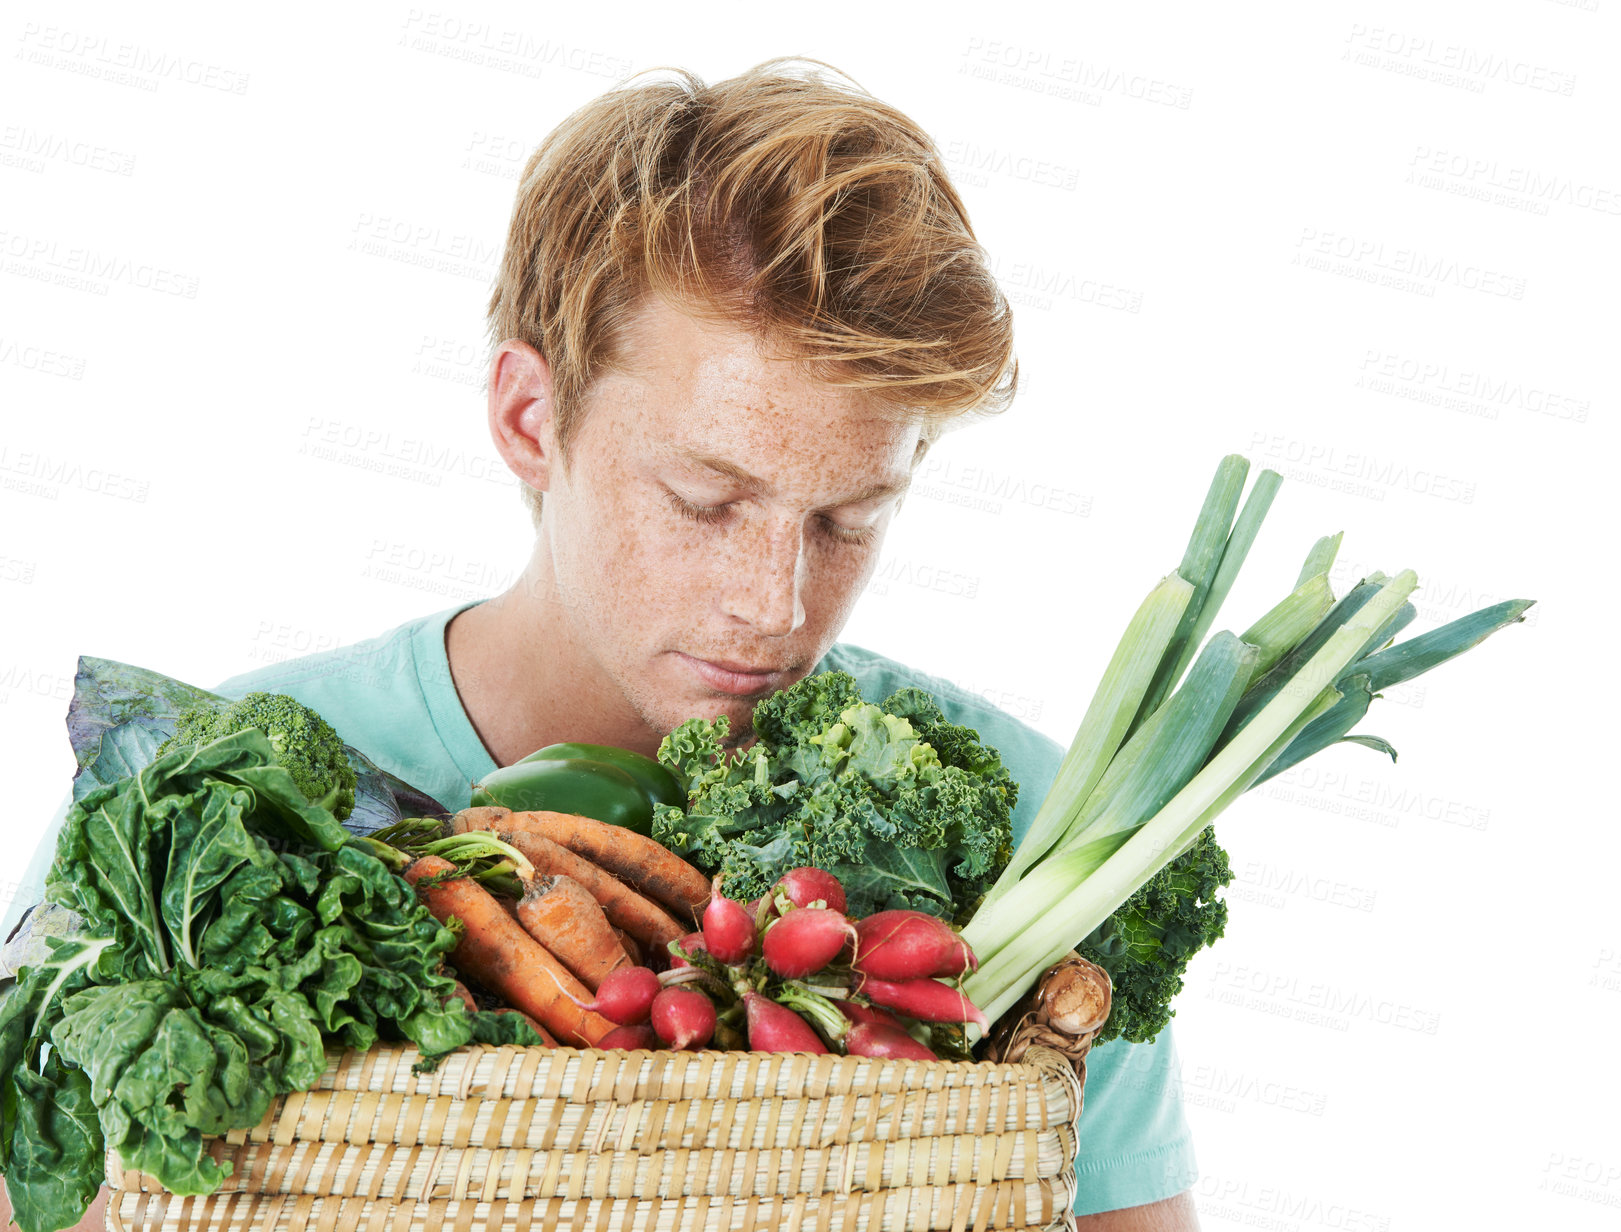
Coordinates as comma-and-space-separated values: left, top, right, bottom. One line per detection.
105, 964, 1108, 1232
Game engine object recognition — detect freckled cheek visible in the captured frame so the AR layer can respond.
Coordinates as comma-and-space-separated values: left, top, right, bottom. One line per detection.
802, 547, 875, 631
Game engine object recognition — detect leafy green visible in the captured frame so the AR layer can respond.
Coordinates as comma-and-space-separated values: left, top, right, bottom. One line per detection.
652, 671, 1015, 921
1077, 828, 1233, 1045
0, 726, 521, 1232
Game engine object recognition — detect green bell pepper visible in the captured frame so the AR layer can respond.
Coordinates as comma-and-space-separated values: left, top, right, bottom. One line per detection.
469, 742, 685, 836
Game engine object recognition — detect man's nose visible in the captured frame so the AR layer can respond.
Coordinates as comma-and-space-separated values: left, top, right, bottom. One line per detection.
720, 518, 806, 637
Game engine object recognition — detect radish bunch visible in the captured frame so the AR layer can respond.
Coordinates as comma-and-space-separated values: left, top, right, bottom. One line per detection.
581, 867, 987, 1057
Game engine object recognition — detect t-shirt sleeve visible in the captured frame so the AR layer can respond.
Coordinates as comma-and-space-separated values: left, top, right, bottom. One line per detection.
1071, 1029, 1198, 1216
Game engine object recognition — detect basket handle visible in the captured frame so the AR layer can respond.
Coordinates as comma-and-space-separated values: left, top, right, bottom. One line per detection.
981, 952, 1112, 1081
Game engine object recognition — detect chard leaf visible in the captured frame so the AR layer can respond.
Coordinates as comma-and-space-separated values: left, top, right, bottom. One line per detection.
4, 1053, 102, 1232
54, 782, 170, 976
160, 784, 265, 969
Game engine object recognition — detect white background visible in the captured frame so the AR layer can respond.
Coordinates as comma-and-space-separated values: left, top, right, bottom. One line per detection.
2, 1, 1616, 1227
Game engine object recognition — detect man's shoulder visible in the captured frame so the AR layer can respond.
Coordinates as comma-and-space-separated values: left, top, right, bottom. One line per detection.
821, 642, 1059, 751
820, 642, 1063, 842
210, 606, 463, 751
216, 607, 455, 699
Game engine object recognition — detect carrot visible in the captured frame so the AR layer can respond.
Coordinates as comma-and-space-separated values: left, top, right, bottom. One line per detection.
402, 854, 615, 1047
500, 811, 712, 923
613, 927, 643, 968
453, 805, 513, 833
482, 827, 687, 952
448, 980, 479, 1013
517, 874, 633, 991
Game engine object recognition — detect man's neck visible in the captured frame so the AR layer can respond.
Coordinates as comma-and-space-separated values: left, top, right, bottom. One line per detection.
444, 550, 663, 766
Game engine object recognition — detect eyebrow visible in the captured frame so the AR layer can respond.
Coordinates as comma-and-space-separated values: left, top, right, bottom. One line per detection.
678, 450, 911, 507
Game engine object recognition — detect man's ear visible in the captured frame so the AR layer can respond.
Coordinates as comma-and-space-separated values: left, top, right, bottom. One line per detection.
487, 339, 558, 491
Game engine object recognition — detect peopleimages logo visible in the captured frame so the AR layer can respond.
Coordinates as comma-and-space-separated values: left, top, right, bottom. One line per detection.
1249, 432, 1478, 505
0, 230, 201, 299
1292, 228, 1527, 301
16, 24, 250, 94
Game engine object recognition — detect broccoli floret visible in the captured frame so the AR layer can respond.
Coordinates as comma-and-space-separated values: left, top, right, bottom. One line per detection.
164, 692, 357, 819
1077, 827, 1233, 1045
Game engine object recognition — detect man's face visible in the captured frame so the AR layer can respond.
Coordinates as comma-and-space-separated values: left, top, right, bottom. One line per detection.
537, 296, 921, 745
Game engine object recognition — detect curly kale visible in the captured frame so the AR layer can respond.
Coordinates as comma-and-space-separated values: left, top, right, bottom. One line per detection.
1077, 827, 1233, 1045
652, 671, 1016, 922
163, 691, 358, 820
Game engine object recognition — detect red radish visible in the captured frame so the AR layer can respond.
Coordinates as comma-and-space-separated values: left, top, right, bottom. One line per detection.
743, 993, 828, 1054
857, 976, 988, 1031
833, 999, 906, 1031
846, 1022, 938, 1061
761, 907, 856, 978
599, 1023, 659, 1050
853, 911, 978, 980
702, 892, 757, 964
581, 966, 661, 1026
668, 932, 708, 970
773, 867, 847, 914
650, 986, 716, 1049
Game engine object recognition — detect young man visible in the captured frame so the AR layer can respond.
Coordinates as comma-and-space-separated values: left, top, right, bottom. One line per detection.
0, 59, 1199, 1230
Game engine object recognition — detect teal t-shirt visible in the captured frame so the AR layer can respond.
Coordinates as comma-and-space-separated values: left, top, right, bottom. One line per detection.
5, 602, 1197, 1216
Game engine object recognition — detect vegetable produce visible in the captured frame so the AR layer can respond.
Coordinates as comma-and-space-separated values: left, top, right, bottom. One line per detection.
960, 454, 1533, 1041
772, 867, 846, 914
457, 808, 711, 924
59, 657, 444, 835
853, 910, 978, 980
742, 992, 828, 1054
1077, 829, 1231, 1045
650, 987, 716, 1049
162, 690, 359, 819
582, 966, 661, 1026
652, 673, 1017, 920
761, 907, 856, 979
833, 999, 905, 1031
0, 725, 529, 1232
701, 889, 757, 964
470, 743, 683, 837
516, 875, 632, 991
668, 932, 707, 969
599, 1024, 658, 1049
846, 1022, 938, 1060
575, 868, 985, 1057
856, 976, 989, 1030
482, 825, 686, 951
395, 853, 615, 1047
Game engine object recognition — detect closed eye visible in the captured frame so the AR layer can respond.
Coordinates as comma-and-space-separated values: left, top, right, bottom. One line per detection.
664, 489, 733, 525
818, 515, 877, 546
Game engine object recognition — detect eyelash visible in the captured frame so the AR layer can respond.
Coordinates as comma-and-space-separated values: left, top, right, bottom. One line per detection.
663, 490, 877, 546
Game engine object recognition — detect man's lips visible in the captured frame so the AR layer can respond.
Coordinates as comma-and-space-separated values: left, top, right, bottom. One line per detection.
675, 652, 791, 696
